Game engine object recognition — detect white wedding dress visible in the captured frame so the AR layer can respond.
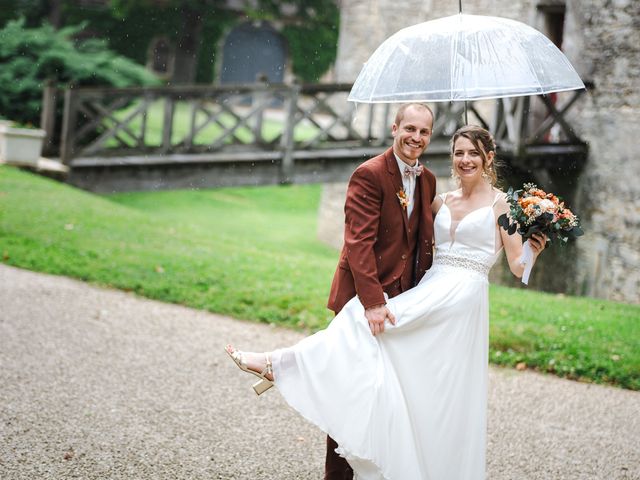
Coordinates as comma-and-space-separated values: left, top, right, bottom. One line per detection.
272, 193, 503, 480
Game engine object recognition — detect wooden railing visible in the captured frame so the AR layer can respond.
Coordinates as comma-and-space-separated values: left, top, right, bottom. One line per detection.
48, 82, 588, 181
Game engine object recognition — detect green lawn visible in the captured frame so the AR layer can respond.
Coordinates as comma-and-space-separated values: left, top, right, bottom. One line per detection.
1, 165, 638, 390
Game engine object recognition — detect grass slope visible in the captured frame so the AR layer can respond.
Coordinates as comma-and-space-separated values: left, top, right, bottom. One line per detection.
1, 165, 638, 389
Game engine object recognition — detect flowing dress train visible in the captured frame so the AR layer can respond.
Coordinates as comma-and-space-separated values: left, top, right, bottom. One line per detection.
271, 193, 502, 480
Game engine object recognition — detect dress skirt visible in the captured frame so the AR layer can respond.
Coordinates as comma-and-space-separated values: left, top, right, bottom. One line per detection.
271, 263, 490, 480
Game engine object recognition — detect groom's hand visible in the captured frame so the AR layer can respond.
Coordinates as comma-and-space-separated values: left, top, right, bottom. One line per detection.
365, 304, 396, 336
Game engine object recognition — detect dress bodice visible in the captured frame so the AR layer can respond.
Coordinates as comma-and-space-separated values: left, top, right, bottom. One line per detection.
431, 192, 502, 277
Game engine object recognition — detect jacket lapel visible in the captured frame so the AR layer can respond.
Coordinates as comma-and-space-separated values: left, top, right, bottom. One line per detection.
416, 162, 428, 214
385, 148, 410, 231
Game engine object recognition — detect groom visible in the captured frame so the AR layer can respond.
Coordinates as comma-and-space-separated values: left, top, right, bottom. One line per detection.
325, 103, 437, 479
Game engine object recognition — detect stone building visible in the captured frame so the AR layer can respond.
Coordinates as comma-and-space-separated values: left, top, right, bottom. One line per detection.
322, 0, 640, 304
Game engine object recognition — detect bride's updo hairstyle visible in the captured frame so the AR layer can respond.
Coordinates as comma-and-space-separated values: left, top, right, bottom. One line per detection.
450, 125, 500, 186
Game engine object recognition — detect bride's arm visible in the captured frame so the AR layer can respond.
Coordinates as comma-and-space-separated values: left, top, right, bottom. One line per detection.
495, 196, 546, 278
431, 194, 443, 216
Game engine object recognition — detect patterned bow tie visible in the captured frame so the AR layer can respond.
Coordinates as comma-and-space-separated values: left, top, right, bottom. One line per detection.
403, 164, 423, 177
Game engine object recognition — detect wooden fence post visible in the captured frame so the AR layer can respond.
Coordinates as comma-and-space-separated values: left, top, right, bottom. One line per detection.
60, 86, 78, 165
252, 74, 269, 144
280, 82, 300, 184
162, 97, 175, 153
515, 96, 530, 157
40, 79, 57, 156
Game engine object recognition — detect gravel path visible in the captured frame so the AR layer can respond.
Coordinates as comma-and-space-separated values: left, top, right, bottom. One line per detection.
1, 264, 638, 479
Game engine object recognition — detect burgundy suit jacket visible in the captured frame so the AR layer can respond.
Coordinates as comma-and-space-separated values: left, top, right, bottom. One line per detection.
327, 147, 437, 314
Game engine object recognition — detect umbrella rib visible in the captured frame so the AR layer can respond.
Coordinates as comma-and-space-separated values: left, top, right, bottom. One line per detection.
367, 48, 391, 103
370, 36, 413, 102
348, 14, 585, 103
513, 26, 545, 95
450, 17, 459, 102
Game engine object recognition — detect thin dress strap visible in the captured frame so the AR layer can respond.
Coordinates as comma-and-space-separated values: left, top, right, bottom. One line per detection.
491, 191, 502, 207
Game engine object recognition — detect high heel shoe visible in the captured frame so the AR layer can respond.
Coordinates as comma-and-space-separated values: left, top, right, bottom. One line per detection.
225, 345, 274, 395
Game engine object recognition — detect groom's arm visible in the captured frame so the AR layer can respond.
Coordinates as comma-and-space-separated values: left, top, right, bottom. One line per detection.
343, 165, 386, 310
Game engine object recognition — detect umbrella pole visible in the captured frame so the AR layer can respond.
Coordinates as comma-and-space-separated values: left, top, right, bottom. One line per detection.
461, 0, 466, 123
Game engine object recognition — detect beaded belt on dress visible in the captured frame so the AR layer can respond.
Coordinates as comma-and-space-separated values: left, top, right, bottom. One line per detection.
433, 252, 492, 276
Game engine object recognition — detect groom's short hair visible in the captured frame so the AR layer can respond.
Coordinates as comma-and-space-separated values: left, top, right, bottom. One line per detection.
394, 103, 434, 128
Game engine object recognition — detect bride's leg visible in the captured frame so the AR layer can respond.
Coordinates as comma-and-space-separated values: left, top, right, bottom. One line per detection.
225, 345, 274, 395
225, 345, 274, 380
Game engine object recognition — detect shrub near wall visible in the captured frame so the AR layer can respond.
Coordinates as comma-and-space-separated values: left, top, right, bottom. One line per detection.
0, 19, 158, 128
62, 4, 235, 84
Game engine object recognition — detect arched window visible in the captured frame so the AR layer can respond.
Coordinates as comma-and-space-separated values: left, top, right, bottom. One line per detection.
147, 36, 175, 78
220, 22, 286, 84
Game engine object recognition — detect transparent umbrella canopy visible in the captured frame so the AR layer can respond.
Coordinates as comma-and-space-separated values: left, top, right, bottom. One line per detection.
348, 13, 585, 104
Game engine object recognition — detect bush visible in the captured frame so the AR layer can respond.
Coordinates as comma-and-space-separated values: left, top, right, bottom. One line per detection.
0, 18, 158, 127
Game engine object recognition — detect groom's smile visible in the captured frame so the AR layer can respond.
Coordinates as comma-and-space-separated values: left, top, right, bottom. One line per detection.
391, 105, 433, 165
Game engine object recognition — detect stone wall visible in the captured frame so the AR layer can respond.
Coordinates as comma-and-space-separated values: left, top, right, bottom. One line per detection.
563, 0, 640, 302
323, 0, 640, 304
335, 0, 537, 82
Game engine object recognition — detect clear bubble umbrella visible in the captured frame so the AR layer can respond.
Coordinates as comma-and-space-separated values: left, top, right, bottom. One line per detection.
348, 13, 585, 106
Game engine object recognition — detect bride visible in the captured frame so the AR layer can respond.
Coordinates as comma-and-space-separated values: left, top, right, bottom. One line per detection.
226, 125, 546, 480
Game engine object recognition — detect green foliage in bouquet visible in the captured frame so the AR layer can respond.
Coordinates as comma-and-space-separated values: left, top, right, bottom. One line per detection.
497, 183, 584, 244
0, 18, 158, 126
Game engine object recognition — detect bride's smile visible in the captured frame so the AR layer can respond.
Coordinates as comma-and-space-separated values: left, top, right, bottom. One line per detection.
452, 137, 491, 181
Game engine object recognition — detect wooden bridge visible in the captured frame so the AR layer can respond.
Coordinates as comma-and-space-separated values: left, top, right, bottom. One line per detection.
42, 82, 588, 192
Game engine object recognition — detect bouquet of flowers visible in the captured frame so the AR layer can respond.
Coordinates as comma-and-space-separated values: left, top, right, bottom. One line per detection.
498, 183, 583, 243
498, 183, 584, 284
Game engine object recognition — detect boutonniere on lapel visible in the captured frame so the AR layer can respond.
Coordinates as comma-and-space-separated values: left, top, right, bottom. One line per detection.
396, 188, 409, 210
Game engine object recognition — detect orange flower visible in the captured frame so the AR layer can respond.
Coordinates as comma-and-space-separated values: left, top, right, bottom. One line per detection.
519, 196, 541, 209
531, 188, 547, 198
396, 189, 409, 209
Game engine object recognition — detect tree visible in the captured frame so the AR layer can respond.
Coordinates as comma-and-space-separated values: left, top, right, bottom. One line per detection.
0, 18, 158, 127
109, 0, 339, 84
249, 0, 340, 82
109, 0, 228, 84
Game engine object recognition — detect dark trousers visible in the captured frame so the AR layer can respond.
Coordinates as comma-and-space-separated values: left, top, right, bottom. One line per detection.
325, 435, 353, 480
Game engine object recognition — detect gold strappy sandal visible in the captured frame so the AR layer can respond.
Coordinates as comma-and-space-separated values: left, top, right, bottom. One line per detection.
225, 345, 273, 395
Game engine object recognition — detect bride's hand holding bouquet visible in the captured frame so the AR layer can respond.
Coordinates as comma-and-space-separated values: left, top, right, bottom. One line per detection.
498, 183, 584, 284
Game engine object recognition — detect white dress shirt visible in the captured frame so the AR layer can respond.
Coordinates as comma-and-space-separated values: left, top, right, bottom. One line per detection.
394, 154, 418, 218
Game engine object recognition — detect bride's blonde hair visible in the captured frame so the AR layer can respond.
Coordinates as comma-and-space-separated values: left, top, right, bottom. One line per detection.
450, 126, 499, 186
